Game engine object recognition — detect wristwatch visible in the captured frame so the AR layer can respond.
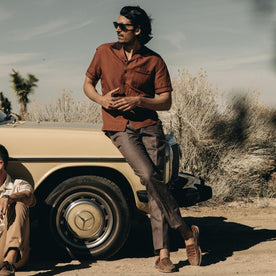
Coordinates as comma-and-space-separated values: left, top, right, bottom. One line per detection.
1, 195, 10, 199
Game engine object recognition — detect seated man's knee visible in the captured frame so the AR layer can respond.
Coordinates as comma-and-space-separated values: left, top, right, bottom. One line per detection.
9, 202, 28, 221
15, 202, 28, 212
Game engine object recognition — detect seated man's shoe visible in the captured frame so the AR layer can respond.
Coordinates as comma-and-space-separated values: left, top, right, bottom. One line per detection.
186, 225, 202, 266
155, 257, 176, 273
0, 261, 15, 276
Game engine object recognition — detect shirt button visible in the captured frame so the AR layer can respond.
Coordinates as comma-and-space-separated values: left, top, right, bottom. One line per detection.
124, 70, 127, 73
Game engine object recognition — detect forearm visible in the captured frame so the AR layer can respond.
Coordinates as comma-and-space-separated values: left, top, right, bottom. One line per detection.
9, 191, 35, 207
112, 92, 172, 112
137, 95, 172, 111
83, 78, 103, 105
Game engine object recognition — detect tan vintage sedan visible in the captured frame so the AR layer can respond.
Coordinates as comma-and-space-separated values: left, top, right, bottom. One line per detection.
0, 110, 211, 259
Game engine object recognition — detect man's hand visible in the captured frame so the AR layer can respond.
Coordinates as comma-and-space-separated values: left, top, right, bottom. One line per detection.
112, 96, 139, 112
0, 197, 9, 219
100, 88, 120, 110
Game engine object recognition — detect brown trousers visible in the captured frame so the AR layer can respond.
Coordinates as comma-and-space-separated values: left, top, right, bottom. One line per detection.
0, 202, 30, 269
106, 122, 183, 251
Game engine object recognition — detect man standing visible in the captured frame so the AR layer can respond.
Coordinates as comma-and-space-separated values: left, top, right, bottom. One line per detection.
0, 145, 35, 276
84, 6, 201, 272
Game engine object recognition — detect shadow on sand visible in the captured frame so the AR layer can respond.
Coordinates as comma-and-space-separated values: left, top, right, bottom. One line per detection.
19, 214, 276, 275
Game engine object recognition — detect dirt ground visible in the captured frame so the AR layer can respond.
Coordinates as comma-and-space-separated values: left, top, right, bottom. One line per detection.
17, 199, 276, 276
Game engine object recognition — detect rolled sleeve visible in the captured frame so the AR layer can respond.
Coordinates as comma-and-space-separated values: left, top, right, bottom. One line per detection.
154, 58, 173, 94
15, 179, 34, 194
86, 47, 102, 85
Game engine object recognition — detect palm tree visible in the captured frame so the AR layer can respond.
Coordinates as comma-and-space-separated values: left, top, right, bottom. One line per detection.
10, 69, 39, 119
0, 92, 11, 114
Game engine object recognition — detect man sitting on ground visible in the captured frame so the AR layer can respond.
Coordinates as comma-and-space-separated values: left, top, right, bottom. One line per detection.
0, 144, 35, 276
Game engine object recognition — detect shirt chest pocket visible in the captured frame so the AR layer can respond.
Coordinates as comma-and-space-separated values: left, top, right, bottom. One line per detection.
131, 69, 153, 90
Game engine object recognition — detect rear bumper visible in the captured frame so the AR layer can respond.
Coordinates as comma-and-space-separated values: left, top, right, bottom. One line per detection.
136, 173, 212, 207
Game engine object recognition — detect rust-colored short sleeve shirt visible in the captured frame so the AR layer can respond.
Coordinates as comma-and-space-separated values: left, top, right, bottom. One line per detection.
86, 42, 173, 131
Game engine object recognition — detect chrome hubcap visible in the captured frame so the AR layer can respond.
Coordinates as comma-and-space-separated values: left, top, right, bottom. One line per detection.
55, 192, 114, 250
65, 200, 104, 239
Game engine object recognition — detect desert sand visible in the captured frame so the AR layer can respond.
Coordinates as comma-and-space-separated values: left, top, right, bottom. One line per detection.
17, 199, 276, 276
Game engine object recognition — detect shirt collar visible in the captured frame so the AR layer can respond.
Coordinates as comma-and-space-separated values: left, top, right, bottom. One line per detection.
111, 42, 150, 62
2, 174, 12, 187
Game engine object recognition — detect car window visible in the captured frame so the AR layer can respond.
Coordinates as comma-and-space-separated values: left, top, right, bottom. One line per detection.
0, 110, 6, 122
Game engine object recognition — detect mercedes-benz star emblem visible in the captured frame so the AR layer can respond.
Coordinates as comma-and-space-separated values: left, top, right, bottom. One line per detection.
74, 210, 95, 231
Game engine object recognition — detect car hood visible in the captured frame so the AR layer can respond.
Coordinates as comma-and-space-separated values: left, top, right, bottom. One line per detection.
1, 121, 122, 158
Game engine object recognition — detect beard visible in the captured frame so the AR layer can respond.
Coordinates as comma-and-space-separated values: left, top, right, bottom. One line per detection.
117, 33, 137, 46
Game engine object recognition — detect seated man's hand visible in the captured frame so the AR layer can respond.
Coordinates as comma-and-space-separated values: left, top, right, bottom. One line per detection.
0, 197, 9, 219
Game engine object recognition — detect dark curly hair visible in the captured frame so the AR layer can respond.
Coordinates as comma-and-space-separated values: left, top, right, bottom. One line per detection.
120, 6, 152, 45
0, 144, 9, 170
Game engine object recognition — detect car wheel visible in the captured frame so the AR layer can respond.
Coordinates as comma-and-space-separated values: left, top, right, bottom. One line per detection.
49, 175, 131, 259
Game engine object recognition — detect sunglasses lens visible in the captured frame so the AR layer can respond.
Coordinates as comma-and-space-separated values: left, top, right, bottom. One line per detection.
113, 22, 127, 31
120, 24, 127, 31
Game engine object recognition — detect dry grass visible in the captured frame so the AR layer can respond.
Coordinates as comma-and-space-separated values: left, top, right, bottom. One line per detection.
26, 70, 276, 201
26, 90, 102, 124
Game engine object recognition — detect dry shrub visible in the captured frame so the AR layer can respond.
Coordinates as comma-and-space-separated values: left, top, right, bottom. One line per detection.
160, 69, 276, 201
26, 90, 102, 124
269, 172, 276, 193
159, 69, 221, 176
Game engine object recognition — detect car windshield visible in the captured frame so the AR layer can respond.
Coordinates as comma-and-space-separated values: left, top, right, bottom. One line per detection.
0, 110, 7, 122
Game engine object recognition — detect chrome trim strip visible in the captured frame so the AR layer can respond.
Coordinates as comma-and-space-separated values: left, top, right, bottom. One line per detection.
9, 157, 126, 163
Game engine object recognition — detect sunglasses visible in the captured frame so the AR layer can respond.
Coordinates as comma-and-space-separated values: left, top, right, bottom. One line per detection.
113, 22, 135, 32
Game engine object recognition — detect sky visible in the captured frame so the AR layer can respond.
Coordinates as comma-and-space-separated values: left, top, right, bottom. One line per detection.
0, 0, 276, 113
